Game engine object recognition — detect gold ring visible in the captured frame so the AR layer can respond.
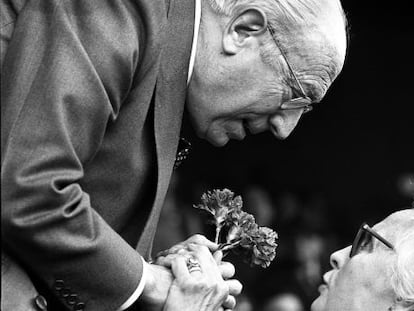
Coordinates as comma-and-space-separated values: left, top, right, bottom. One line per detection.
187, 257, 202, 273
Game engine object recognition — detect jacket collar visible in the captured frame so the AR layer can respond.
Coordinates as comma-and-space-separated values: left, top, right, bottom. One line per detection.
136, 0, 195, 256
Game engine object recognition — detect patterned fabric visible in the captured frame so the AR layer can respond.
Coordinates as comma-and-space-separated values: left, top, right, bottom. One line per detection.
174, 138, 192, 170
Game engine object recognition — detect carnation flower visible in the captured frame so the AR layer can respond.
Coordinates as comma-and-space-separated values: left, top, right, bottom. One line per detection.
195, 189, 278, 268
194, 189, 243, 243
248, 226, 278, 268
226, 211, 257, 243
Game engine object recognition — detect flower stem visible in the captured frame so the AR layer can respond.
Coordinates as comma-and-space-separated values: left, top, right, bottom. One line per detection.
218, 239, 242, 252
222, 250, 229, 259
215, 226, 221, 244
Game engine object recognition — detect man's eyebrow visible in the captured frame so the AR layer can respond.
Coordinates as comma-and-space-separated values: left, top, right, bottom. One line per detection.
304, 83, 324, 103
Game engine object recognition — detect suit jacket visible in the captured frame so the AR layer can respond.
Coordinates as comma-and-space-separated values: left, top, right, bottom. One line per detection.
1, 0, 195, 310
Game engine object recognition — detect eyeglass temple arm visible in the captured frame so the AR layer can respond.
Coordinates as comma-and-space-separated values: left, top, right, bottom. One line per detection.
267, 25, 309, 98
363, 224, 395, 250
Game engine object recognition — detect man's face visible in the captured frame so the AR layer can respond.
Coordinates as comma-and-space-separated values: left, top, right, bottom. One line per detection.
186, 49, 314, 147
186, 3, 346, 147
311, 211, 413, 311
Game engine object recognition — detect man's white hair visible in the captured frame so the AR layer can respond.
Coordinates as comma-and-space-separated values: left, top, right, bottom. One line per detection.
391, 228, 414, 308
206, 0, 348, 92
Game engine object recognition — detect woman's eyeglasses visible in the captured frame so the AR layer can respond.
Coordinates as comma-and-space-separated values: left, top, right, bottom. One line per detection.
350, 222, 395, 258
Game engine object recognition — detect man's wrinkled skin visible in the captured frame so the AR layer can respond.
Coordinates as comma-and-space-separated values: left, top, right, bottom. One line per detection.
186, 0, 346, 146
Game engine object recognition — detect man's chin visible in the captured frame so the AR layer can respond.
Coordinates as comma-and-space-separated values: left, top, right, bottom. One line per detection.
207, 136, 229, 147
204, 132, 229, 147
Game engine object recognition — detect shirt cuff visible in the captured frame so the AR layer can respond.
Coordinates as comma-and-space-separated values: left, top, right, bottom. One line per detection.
117, 256, 148, 311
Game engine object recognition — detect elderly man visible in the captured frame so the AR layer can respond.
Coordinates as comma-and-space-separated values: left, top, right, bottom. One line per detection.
1, 0, 347, 310
312, 208, 414, 311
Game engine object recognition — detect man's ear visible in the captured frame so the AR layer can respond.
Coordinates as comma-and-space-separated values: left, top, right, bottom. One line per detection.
222, 7, 268, 55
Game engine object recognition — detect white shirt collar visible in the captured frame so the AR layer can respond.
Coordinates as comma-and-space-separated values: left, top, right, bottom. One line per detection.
187, 0, 201, 85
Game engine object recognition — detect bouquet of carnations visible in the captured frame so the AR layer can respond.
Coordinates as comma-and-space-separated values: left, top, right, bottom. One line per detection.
194, 188, 278, 268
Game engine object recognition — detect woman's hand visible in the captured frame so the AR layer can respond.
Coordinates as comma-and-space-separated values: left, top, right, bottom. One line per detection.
162, 244, 233, 311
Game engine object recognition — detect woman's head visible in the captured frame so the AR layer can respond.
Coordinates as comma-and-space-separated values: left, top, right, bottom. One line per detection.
311, 208, 414, 311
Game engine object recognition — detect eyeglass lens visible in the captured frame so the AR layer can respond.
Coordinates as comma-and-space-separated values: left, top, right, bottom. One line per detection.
350, 223, 394, 258
350, 227, 372, 257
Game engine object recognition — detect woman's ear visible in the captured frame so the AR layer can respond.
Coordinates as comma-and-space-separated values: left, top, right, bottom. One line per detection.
222, 7, 268, 55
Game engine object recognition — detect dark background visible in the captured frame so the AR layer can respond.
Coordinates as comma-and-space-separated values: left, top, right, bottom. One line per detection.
155, 1, 414, 310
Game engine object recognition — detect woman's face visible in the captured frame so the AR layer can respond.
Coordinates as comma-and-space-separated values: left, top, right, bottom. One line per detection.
311, 213, 406, 311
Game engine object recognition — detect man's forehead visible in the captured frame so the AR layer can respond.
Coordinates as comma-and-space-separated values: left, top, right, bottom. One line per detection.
290, 36, 345, 102
291, 0, 347, 97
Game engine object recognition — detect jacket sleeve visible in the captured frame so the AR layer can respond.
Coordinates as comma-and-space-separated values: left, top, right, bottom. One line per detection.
1, 1, 146, 310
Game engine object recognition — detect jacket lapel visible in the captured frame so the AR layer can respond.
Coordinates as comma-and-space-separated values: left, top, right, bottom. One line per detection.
136, 0, 195, 257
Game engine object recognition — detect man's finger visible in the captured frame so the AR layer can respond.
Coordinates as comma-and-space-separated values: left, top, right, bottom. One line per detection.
156, 244, 185, 258
187, 243, 223, 281
219, 261, 235, 279
222, 295, 236, 310
226, 279, 243, 296
155, 250, 194, 267
155, 254, 181, 268
156, 234, 217, 259
186, 234, 218, 251
154, 255, 172, 267
188, 243, 215, 267
213, 250, 223, 263
171, 255, 190, 280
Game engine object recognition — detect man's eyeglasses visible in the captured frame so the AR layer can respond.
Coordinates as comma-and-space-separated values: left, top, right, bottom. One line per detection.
349, 222, 395, 258
267, 24, 314, 114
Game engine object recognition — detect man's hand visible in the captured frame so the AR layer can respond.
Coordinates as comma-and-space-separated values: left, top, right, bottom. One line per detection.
155, 235, 243, 310
139, 263, 174, 311
213, 250, 243, 310
155, 234, 219, 259
163, 244, 233, 311
138, 235, 218, 311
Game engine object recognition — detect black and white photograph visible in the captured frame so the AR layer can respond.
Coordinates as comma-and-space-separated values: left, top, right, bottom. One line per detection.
1, 0, 413, 310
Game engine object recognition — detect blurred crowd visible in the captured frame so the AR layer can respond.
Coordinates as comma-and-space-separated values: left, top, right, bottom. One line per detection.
153, 172, 414, 311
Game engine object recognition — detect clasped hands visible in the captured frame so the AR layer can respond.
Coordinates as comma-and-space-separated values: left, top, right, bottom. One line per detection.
141, 235, 243, 311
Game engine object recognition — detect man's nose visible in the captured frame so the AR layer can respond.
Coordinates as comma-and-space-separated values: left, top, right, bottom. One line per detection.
269, 110, 303, 139
329, 246, 351, 269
